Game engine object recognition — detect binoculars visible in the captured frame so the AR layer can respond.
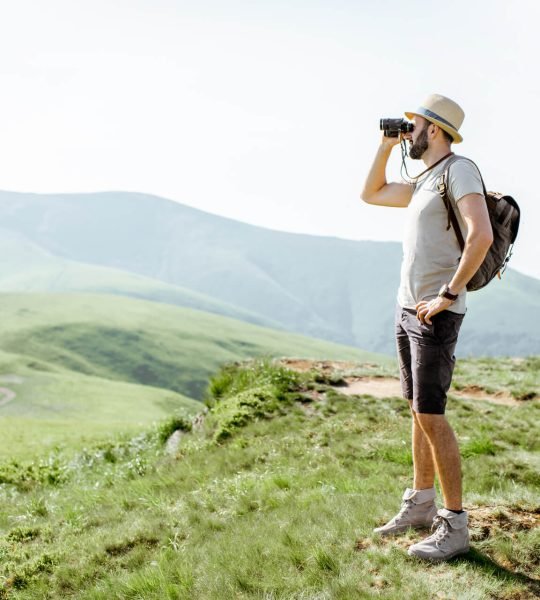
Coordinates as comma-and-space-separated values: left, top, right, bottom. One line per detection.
380, 118, 415, 138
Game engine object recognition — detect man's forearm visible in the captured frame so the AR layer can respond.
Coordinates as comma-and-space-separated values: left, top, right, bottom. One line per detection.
448, 233, 493, 294
361, 143, 393, 200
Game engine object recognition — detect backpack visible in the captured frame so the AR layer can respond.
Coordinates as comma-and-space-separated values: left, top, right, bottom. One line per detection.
436, 155, 520, 292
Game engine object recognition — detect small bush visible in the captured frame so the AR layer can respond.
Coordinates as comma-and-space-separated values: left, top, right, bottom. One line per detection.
205, 357, 304, 408
0, 458, 69, 489
7, 527, 41, 543
157, 414, 193, 444
213, 385, 279, 443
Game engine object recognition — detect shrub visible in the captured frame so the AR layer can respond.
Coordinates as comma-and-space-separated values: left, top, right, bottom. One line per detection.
157, 414, 193, 444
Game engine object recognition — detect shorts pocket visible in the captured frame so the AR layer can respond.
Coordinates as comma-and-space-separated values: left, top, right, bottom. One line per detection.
414, 339, 441, 367
434, 312, 464, 344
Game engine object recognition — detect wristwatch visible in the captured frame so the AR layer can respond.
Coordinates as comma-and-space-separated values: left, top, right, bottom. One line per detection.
438, 283, 459, 302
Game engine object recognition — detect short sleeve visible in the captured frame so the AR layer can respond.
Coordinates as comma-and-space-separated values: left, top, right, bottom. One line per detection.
448, 159, 484, 203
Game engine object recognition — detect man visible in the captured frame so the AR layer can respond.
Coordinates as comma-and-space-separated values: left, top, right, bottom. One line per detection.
360, 94, 493, 561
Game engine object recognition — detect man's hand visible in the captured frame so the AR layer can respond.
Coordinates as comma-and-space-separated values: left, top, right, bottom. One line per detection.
415, 297, 454, 325
381, 132, 403, 149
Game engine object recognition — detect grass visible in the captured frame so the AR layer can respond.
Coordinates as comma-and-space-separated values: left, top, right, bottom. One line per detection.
0, 356, 538, 599
0, 368, 201, 462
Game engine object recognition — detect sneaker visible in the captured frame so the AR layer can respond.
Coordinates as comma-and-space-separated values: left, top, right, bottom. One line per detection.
373, 487, 438, 537
407, 508, 470, 561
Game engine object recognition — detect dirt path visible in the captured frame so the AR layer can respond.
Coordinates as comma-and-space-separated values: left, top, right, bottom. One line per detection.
0, 375, 24, 408
276, 358, 527, 407
334, 377, 402, 398
0, 387, 16, 408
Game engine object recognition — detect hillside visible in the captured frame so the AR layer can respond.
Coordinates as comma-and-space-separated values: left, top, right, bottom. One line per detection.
0, 229, 281, 330
0, 292, 389, 398
0, 364, 201, 462
0, 357, 538, 599
0, 292, 391, 459
0, 190, 538, 356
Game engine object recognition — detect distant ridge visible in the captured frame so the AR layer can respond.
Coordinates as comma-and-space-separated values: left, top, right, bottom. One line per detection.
0, 189, 538, 356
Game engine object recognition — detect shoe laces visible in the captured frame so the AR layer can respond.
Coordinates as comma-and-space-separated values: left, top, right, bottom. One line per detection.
394, 499, 414, 522
429, 515, 450, 543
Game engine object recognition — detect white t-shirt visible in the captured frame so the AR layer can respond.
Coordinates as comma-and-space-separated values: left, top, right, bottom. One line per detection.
397, 155, 484, 315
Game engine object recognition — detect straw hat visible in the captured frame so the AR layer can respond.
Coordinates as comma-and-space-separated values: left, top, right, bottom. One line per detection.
405, 94, 465, 144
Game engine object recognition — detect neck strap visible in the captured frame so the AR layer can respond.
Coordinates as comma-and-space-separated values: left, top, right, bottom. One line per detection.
412, 151, 454, 181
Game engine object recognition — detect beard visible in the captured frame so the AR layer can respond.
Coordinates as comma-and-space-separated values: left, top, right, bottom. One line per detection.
409, 124, 429, 159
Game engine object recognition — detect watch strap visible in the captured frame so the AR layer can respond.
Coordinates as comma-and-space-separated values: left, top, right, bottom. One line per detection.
442, 290, 459, 301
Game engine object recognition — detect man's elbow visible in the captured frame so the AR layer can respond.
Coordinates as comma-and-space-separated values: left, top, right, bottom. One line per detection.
360, 189, 373, 204
481, 228, 495, 247
361, 184, 384, 204
471, 229, 494, 250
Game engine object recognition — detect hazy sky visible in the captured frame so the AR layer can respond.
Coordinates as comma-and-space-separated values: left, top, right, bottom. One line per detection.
1, 0, 538, 278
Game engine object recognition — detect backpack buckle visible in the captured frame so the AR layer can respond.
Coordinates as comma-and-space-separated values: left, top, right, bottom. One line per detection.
437, 175, 447, 196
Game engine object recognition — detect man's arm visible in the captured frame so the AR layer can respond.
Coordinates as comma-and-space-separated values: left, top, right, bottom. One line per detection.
360, 136, 414, 208
416, 192, 493, 323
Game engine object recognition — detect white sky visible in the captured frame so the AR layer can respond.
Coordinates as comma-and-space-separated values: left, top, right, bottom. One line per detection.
1, 0, 538, 278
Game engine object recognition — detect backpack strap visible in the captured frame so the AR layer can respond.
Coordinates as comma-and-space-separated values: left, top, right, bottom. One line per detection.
436, 155, 487, 253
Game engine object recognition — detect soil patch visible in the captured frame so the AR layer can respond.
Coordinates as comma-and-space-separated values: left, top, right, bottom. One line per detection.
467, 505, 540, 541
276, 358, 380, 373
276, 359, 531, 407
453, 385, 525, 406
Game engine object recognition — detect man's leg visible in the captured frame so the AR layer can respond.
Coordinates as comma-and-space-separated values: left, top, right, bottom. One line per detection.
407, 410, 470, 561
407, 309, 465, 510
397, 307, 438, 492
409, 400, 437, 490
373, 307, 439, 537
373, 408, 439, 535
415, 413, 462, 510
404, 310, 469, 560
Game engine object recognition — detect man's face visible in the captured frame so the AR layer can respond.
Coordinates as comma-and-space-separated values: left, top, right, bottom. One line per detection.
408, 116, 430, 160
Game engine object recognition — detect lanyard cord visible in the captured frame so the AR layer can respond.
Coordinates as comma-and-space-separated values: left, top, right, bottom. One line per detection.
400, 138, 454, 185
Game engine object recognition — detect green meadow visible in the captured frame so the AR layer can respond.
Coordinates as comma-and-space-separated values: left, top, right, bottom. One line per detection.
1, 355, 538, 599
0, 292, 389, 460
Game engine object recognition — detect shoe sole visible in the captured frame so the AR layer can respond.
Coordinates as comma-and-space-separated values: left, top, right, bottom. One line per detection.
407, 546, 470, 561
374, 523, 433, 537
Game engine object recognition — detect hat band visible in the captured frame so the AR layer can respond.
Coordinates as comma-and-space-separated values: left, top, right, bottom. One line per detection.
417, 107, 456, 131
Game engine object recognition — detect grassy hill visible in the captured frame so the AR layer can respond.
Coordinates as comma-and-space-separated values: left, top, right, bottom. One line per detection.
0, 357, 538, 599
0, 293, 390, 397
0, 292, 390, 460
0, 190, 538, 357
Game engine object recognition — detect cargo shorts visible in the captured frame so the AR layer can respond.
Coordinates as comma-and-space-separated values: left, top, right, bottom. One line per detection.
395, 303, 465, 414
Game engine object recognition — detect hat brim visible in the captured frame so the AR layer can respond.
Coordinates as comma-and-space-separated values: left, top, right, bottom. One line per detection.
405, 110, 463, 144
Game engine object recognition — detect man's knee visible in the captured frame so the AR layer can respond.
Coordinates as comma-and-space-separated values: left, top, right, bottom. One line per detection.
415, 412, 446, 436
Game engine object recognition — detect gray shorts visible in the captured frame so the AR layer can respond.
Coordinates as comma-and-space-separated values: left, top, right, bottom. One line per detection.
395, 303, 465, 414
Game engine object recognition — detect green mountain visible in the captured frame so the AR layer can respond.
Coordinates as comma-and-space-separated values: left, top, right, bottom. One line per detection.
0, 229, 281, 330
0, 190, 538, 356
